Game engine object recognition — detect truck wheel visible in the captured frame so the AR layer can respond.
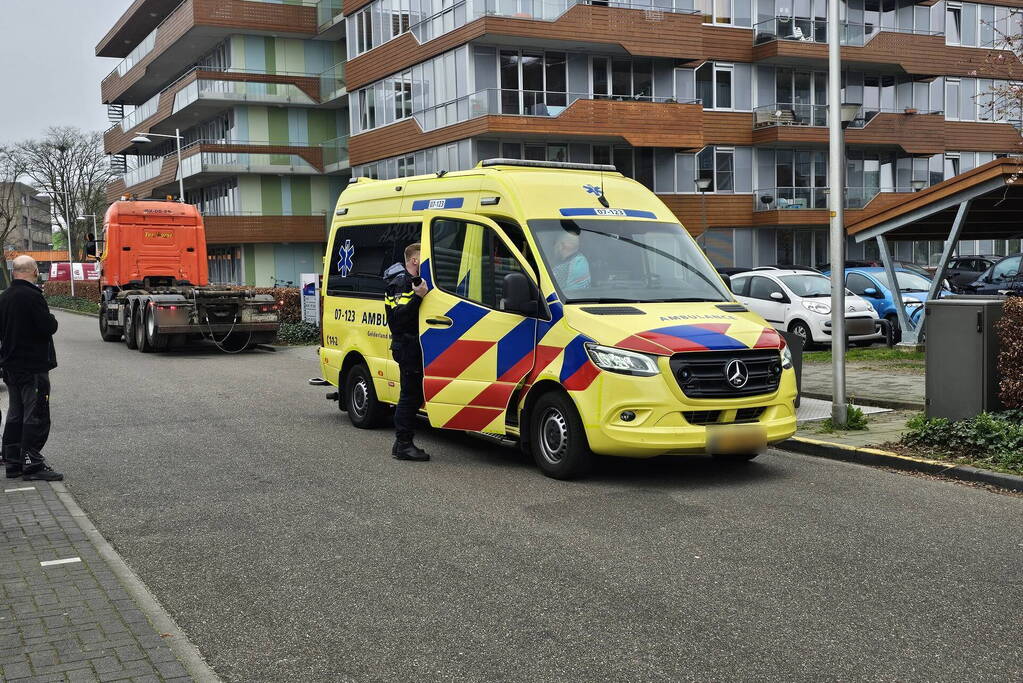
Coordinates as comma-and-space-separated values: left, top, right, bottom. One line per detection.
124, 305, 138, 350
135, 305, 152, 353
144, 305, 167, 350
530, 391, 592, 480
99, 303, 120, 342
344, 364, 385, 429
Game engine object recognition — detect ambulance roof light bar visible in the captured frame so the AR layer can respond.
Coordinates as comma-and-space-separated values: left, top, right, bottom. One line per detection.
480, 158, 618, 172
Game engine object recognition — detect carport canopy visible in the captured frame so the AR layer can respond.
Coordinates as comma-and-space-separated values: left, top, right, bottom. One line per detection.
843, 158, 1023, 343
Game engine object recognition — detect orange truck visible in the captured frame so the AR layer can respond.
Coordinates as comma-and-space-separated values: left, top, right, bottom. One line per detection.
98, 199, 280, 351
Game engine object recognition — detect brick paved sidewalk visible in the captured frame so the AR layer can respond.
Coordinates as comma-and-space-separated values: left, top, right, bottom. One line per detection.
1, 481, 194, 682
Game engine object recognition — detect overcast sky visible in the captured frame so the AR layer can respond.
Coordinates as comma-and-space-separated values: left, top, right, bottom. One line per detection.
1, 0, 129, 145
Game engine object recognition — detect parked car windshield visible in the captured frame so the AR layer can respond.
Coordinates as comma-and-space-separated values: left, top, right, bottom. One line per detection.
875, 270, 933, 292
527, 219, 730, 303
779, 274, 831, 297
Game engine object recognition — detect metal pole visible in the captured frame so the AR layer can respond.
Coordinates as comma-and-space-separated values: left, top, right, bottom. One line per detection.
65, 205, 75, 298
175, 128, 185, 202
928, 199, 970, 301
877, 235, 915, 344
827, 0, 847, 427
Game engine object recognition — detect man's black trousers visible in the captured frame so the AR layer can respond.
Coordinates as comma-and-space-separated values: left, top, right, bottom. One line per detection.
3, 372, 52, 465
394, 356, 424, 444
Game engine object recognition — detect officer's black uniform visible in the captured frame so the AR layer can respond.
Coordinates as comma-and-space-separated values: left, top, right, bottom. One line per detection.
384, 262, 429, 461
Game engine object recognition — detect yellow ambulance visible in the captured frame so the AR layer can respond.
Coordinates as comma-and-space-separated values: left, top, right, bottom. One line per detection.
319, 159, 796, 478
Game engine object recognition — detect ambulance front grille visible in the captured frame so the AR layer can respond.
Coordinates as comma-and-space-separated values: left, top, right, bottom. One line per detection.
670, 349, 783, 399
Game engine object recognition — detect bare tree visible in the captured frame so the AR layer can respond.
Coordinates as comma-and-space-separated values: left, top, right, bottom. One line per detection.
973, 17, 1023, 157
15, 127, 112, 260
0, 147, 30, 287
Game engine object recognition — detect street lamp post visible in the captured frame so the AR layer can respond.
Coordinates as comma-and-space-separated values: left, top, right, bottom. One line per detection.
695, 177, 712, 243
827, 0, 863, 428
130, 129, 185, 202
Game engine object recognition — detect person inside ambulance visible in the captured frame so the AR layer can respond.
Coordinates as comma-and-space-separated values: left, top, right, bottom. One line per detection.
551, 232, 590, 291
383, 243, 430, 462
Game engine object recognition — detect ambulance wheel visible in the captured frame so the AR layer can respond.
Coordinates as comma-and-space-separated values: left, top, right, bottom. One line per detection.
99, 303, 120, 342
345, 364, 384, 429
530, 392, 592, 480
124, 305, 138, 350
135, 305, 152, 353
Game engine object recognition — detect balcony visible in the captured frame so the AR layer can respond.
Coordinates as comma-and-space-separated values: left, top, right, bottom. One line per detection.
346, 0, 705, 91
349, 90, 704, 166
752, 103, 946, 154
109, 140, 326, 201
751, 187, 916, 226
104, 67, 325, 156
752, 18, 948, 76
320, 63, 347, 104
101, 0, 319, 105
203, 214, 329, 244
321, 136, 350, 172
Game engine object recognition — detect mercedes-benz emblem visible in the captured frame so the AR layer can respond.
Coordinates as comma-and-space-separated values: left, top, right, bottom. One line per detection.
725, 359, 750, 388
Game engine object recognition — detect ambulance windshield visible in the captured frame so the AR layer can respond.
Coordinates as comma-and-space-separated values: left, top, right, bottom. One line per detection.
528, 219, 730, 304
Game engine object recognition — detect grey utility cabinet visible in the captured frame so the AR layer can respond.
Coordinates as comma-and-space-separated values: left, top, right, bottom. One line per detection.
924, 296, 1005, 420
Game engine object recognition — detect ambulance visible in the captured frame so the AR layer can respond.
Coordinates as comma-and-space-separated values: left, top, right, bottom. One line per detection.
319, 159, 797, 478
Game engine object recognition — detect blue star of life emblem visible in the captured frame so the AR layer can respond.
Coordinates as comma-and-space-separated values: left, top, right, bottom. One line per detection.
583, 183, 602, 196
338, 239, 355, 277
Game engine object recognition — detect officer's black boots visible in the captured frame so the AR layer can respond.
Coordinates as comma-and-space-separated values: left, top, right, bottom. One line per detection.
392, 439, 429, 461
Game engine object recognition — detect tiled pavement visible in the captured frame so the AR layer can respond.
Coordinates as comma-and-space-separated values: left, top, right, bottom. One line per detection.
800, 363, 926, 406
0, 481, 194, 682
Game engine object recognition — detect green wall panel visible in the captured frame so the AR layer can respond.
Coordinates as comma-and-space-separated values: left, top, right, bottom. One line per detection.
260, 176, 283, 215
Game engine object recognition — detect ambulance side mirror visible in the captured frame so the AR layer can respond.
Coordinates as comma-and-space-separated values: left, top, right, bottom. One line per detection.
502, 271, 538, 317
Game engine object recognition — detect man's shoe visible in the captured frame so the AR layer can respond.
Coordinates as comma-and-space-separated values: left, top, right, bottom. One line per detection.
392, 442, 429, 461
5, 467, 23, 479
22, 464, 64, 482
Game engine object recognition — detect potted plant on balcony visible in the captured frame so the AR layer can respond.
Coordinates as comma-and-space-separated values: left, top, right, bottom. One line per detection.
904, 107, 918, 115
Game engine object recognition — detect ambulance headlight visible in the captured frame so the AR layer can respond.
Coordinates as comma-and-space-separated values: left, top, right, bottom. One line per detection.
781, 344, 793, 370
585, 343, 660, 377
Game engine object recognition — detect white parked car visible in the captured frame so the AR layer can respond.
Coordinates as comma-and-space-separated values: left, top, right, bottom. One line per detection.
729, 269, 883, 347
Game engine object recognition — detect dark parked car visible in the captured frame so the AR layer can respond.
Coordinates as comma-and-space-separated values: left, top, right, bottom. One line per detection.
962, 254, 1023, 295
942, 255, 1000, 291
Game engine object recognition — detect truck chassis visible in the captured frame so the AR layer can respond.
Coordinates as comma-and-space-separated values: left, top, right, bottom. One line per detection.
99, 286, 280, 352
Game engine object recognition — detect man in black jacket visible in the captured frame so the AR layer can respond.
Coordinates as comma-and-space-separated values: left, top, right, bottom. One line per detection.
384, 242, 429, 462
0, 256, 63, 481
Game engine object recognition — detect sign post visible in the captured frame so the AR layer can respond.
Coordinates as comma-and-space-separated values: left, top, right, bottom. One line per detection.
300, 273, 320, 325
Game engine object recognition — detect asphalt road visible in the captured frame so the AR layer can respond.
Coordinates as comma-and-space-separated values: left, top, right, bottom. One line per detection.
26, 311, 1023, 681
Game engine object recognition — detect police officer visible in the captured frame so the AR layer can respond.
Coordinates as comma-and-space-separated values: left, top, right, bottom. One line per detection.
384, 242, 429, 461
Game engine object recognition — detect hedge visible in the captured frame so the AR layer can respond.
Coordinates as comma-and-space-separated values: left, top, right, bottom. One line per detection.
997, 296, 1023, 409
43, 281, 101, 303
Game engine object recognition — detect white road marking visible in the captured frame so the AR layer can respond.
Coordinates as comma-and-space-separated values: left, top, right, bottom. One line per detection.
40, 557, 82, 567
4, 486, 36, 493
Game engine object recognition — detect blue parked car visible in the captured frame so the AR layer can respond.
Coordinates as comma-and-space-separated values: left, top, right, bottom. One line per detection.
821, 267, 952, 342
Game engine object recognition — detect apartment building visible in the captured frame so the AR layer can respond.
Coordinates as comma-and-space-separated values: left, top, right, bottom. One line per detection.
343, 0, 1023, 267
1, 183, 53, 252
98, 0, 350, 285
101, 0, 1023, 280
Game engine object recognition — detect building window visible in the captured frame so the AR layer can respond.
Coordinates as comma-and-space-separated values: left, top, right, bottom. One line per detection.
945, 78, 961, 121
500, 50, 569, 114
356, 9, 373, 55
696, 63, 733, 110
946, 2, 962, 45
697, 147, 734, 192
591, 57, 653, 100
695, 0, 752, 26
